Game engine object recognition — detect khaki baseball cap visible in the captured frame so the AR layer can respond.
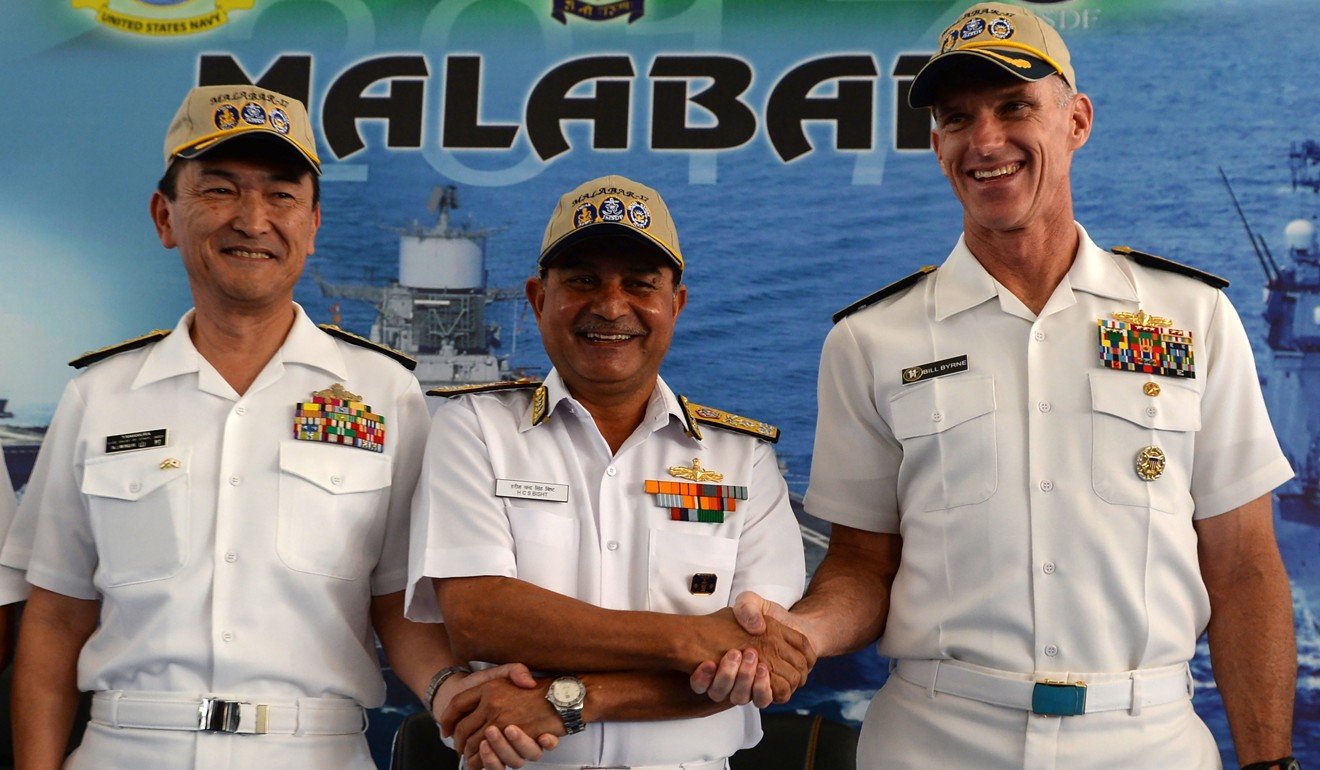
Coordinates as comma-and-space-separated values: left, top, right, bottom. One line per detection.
163, 85, 320, 175
539, 175, 683, 274
909, 2, 1075, 109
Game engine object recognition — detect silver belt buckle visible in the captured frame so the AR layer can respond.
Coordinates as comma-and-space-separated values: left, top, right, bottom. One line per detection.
198, 697, 244, 733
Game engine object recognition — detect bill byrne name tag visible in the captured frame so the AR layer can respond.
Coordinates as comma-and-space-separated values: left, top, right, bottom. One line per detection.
495, 478, 570, 503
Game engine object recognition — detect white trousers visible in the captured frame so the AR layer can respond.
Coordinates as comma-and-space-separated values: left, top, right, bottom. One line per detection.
66, 721, 376, 770
857, 673, 1222, 769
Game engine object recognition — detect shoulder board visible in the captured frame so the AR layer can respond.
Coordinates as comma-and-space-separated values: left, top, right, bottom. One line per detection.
832, 265, 938, 324
681, 396, 780, 444
426, 380, 542, 398
69, 329, 171, 369
318, 324, 417, 371
1110, 246, 1229, 289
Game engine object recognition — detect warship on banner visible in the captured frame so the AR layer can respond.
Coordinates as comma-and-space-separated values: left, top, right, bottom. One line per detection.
1221, 140, 1320, 599
0, 398, 46, 491
313, 185, 530, 391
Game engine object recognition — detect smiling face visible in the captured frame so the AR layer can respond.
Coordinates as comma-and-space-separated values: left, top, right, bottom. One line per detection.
931, 73, 1092, 239
527, 238, 686, 404
150, 154, 320, 315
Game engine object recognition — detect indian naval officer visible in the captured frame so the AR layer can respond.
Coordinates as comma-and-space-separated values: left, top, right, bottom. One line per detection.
405, 175, 813, 768
1, 84, 552, 770
695, 4, 1299, 769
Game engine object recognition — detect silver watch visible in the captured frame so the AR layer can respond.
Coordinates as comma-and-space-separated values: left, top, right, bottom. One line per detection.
545, 676, 586, 735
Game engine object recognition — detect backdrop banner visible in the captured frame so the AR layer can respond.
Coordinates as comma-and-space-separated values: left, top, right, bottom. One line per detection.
1, 1, 1315, 765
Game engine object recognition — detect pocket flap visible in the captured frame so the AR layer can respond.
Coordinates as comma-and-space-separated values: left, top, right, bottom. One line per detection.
889, 374, 996, 439
649, 528, 739, 568
1089, 370, 1201, 431
279, 439, 392, 494
82, 446, 190, 501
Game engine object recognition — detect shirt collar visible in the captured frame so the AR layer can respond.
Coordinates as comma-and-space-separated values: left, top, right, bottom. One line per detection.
523, 368, 694, 442
131, 303, 346, 390
933, 223, 1137, 322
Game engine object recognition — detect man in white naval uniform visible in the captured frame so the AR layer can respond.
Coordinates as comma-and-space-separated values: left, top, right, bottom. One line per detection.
696, 4, 1299, 769
0, 457, 30, 665
2, 85, 552, 770
406, 175, 813, 768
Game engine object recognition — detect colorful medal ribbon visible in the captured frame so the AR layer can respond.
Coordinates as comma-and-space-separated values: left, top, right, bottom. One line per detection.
1097, 311, 1194, 379
294, 385, 385, 452
644, 479, 746, 523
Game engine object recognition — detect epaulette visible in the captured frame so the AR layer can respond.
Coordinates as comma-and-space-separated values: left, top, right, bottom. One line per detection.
832, 265, 938, 324
426, 380, 542, 398
69, 329, 171, 369
318, 324, 417, 371
679, 395, 780, 444
1111, 246, 1229, 289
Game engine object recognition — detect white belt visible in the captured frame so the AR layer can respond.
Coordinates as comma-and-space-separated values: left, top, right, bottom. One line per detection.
521, 760, 726, 770
91, 691, 367, 736
891, 659, 1193, 716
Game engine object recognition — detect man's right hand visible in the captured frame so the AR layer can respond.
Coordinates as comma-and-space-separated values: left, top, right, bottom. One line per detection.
689, 592, 818, 706
433, 663, 558, 769
684, 596, 816, 705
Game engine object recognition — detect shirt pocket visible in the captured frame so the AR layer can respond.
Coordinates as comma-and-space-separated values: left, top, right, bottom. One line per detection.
81, 446, 191, 588
507, 505, 579, 596
276, 440, 393, 581
647, 528, 738, 614
888, 374, 998, 512
1089, 370, 1200, 515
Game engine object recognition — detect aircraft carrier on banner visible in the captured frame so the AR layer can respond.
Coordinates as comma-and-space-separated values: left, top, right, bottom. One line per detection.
0, 398, 45, 492
314, 185, 529, 392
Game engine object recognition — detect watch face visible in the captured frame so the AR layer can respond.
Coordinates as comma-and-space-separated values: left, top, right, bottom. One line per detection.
550, 677, 585, 706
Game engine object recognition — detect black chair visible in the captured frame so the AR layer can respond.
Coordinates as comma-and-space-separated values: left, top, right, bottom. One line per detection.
390, 711, 460, 770
730, 712, 859, 770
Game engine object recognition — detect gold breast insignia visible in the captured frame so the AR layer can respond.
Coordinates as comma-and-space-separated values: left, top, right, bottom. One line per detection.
668, 458, 724, 483
312, 383, 363, 402
1135, 446, 1166, 481
1112, 310, 1173, 327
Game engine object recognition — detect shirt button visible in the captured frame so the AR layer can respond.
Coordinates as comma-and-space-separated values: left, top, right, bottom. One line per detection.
1037, 401, 1052, 413
1042, 561, 1056, 574
1146, 406, 1158, 418
606, 541, 619, 551
235, 405, 248, 416
1044, 644, 1059, 657
221, 631, 235, 643
330, 475, 343, 486
931, 410, 943, 422
128, 481, 141, 493
225, 552, 238, 563
1034, 330, 1046, 342
606, 466, 618, 477
229, 475, 241, 486
1039, 480, 1054, 493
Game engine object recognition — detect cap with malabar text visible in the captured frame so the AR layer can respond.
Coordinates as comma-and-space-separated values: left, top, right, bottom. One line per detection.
908, 2, 1075, 109
163, 85, 320, 175
539, 175, 683, 275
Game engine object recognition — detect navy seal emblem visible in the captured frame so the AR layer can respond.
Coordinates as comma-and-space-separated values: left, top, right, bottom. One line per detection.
600, 196, 625, 222
214, 104, 240, 131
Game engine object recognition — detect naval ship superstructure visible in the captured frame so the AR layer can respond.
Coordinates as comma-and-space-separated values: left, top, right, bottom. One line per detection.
315, 186, 527, 391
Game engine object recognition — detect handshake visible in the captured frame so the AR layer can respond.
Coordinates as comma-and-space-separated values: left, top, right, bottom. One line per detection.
434, 591, 816, 769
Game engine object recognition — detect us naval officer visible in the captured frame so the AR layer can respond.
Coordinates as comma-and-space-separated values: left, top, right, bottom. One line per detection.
404, 175, 813, 768
697, 3, 1299, 769
1, 84, 552, 769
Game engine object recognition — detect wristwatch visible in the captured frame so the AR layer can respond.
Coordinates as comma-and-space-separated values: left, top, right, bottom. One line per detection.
1242, 757, 1301, 770
545, 675, 587, 735
424, 664, 472, 711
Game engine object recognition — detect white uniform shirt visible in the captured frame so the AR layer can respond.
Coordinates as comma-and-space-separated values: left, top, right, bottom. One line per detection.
408, 369, 806, 767
806, 225, 1292, 676
0, 458, 29, 605
2, 305, 427, 706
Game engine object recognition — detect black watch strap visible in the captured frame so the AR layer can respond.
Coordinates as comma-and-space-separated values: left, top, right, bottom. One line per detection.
1242, 757, 1299, 770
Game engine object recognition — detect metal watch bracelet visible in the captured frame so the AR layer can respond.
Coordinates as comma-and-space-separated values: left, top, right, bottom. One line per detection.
424, 664, 473, 711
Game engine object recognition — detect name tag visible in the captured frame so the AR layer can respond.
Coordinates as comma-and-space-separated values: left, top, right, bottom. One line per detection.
105, 429, 167, 454
495, 478, 569, 503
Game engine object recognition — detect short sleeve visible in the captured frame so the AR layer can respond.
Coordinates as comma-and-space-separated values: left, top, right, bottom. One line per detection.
804, 319, 904, 533
404, 398, 518, 622
11, 379, 101, 600
1189, 292, 1293, 518
370, 375, 429, 596
727, 441, 806, 609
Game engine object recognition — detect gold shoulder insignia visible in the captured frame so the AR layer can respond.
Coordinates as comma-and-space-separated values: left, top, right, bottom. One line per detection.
833, 265, 938, 324
426, 379, 542, 398
69, 329, 171, 369
681, 396, 780, 444
318, 324, 418, 370
1111, 246, 1229, 290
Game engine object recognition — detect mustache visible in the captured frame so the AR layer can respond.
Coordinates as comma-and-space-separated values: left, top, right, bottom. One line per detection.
573, 321, 647, 337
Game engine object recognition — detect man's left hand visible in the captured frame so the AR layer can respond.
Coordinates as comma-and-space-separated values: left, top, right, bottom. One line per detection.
442, 675, 565, 767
